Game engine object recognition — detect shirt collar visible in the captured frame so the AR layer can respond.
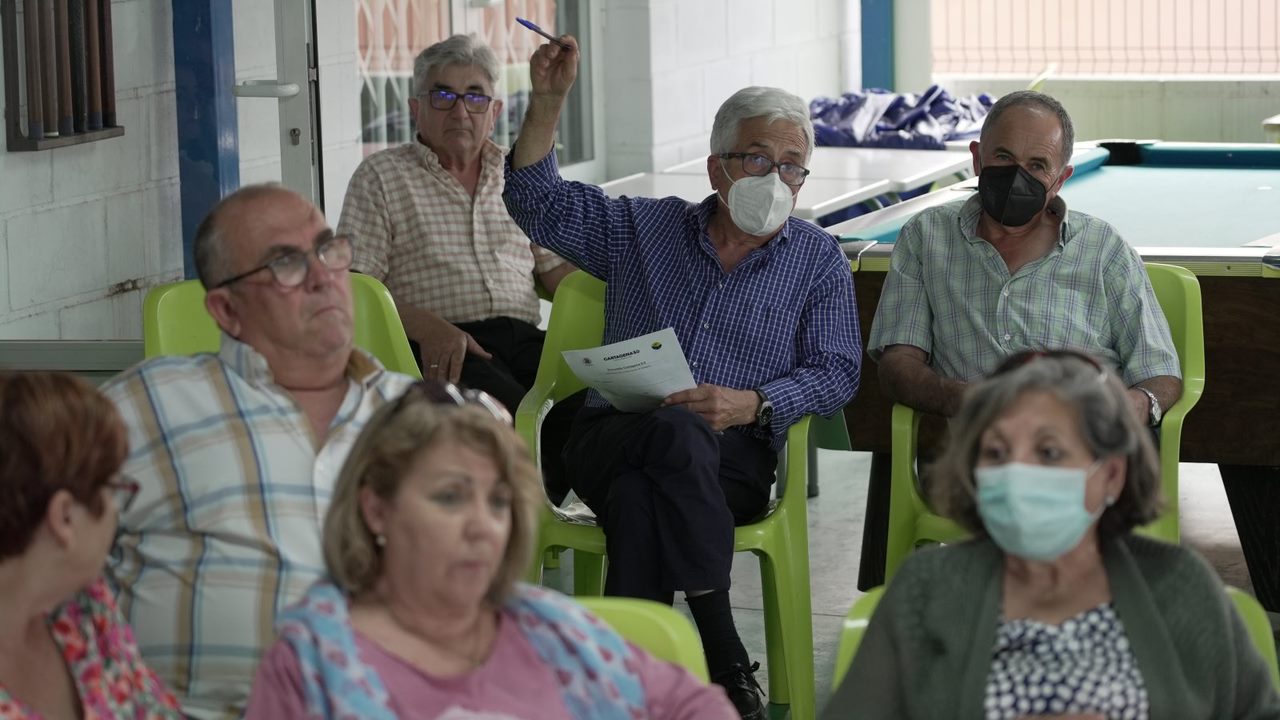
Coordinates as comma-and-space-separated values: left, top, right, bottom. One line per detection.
217, 333, 387, 389
411, 136, 507, 173
958, 192, 1073, 247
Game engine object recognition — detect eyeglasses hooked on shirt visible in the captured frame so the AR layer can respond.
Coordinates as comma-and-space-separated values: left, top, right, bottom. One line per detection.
718, 152, 810, 187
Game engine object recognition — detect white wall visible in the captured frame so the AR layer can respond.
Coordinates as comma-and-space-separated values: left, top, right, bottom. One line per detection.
603, 0, 859, 179
0, 0, 181, 340
939, 76, 1280, 144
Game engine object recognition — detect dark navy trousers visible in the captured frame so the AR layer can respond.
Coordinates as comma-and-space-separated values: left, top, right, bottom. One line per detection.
564, 406, 776, 601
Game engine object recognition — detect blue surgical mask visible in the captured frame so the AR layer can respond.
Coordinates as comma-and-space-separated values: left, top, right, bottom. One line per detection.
975, 461, 1106, 562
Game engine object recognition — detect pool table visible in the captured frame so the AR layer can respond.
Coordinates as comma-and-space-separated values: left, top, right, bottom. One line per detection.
830, 141, 1280, 607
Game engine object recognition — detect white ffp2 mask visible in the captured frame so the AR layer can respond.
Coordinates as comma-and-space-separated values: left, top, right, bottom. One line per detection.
719, 162, 794, 236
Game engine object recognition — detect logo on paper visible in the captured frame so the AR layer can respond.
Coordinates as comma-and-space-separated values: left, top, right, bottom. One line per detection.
582, 358, 592, 365
651, 341, 663, 350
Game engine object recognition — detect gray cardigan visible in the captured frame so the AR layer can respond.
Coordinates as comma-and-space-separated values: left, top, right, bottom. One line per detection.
824, 535, 1280, 719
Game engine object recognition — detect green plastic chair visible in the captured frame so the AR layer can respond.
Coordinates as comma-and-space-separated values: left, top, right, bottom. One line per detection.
577, 596, 711, 682
1226, 586, 1280, 690
831, 586, 884, 690
517, 270, 818, 720
832, 585, 1279, 691
141, 274, 422, 378
883, 262, 1206, 582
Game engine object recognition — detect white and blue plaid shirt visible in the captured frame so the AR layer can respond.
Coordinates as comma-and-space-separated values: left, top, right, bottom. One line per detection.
504, 151, 862, 448
102, 336, 414, 719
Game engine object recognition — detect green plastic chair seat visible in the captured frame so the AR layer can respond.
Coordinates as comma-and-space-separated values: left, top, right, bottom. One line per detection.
576, 596, 710, 682
883, 262, 1206, 582
517, 271, 818, 720
142, 273, 422, 378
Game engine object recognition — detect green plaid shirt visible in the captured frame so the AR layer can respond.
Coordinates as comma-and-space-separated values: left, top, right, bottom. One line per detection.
868, 194, 1180, 385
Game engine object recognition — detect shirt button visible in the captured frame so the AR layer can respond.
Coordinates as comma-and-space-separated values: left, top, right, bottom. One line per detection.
1002, 289, 1010, 297
702, 322, 710, 329
692, 361, 699, 368
1003, 333, 1011, 341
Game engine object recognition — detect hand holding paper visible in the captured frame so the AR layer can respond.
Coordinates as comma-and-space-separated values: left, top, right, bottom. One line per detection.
662, 384, 760, 432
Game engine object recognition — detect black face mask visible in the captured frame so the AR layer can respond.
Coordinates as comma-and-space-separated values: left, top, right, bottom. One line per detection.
977, 164, 1048, 227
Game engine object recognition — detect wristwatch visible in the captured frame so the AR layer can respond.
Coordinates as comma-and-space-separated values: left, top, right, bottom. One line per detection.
1137, 387, 1163, 427
755, 389, 774, 428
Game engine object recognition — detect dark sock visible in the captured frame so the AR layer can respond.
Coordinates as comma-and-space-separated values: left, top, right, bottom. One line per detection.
686, 590, 750, 681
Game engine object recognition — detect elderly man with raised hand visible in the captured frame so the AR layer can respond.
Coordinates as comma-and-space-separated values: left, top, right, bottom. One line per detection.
856, 90, 1183, 589
103, 184, 416, 719
504, 35, 861, 720
338, 33, 580, 501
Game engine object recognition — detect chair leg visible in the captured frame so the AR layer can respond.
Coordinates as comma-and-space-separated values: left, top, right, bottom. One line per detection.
572, 550, 606, 596
758, 552, 789, 704
759, 514, 816, 720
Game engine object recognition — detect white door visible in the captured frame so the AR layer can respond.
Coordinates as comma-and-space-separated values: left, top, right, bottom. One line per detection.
231, 0, 323, 204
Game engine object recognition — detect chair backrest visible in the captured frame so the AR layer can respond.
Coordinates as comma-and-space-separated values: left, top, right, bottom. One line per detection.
1139, 262, 1206, 542
516, 270, 606, 468
1226, 586, 1280, 690
531, 270, 607, 402
576, 596, 711, 682
833, 585, 1280, 692
884, 262, 1207, 581
141, 274, 422, 378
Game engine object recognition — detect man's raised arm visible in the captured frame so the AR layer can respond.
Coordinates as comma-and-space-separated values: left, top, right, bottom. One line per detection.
511, 34, 579, 170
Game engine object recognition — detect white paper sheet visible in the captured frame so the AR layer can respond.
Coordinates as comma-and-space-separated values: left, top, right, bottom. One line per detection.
562, 328, 697, 412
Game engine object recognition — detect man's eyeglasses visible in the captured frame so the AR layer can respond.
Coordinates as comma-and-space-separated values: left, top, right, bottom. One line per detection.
424, 89, 494, 114
392, 379, 513, 425
214, 234, 354, 290
105, 476, 140, 514
719, 152, 810, 187
990, 349, 1106, 378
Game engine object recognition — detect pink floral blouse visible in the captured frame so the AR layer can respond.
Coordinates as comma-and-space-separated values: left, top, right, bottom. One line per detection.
0, 578, 182, 720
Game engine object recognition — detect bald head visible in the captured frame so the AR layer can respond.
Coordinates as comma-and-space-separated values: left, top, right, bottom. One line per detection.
193, 184, 311, 290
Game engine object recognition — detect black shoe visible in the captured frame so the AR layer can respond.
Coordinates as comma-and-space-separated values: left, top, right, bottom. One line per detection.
715, 661, 766, 720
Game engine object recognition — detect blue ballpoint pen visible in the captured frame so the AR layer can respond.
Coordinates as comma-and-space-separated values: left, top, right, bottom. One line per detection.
516, 17, 572, 50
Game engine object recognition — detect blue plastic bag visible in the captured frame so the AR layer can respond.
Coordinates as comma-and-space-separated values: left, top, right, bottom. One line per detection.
810, 85, 995, 149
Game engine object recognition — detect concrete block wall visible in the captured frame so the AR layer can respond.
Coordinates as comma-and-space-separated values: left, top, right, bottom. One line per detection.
604, 0, 860, 179
0, 0, 181, 340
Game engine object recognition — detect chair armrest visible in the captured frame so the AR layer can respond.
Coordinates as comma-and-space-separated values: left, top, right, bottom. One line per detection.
515, 381, 557, 473
776, 416, 814, 510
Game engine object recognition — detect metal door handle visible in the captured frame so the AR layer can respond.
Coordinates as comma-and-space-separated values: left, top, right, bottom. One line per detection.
233, 80, 300, 98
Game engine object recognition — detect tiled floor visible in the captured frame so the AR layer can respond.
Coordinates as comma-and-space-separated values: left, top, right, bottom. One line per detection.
543, 450, 1253, 718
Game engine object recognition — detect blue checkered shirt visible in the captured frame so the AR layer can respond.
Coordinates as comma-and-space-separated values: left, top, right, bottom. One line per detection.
504, 151, 861, 448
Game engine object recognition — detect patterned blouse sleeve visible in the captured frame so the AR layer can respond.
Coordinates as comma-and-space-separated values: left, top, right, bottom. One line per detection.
82, 578, 185, 717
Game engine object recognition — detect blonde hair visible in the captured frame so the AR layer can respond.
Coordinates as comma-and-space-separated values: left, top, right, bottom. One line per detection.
323, 394, 540, 603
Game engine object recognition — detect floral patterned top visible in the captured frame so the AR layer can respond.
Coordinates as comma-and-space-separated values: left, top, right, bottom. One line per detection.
0, 578, 183, 720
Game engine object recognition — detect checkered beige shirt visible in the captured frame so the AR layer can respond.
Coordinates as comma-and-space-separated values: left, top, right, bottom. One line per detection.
338, 138, 565, 326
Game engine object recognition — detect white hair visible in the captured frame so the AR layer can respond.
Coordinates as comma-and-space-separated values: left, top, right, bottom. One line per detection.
710, 86, 814, 160
412, 34, 500, 95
